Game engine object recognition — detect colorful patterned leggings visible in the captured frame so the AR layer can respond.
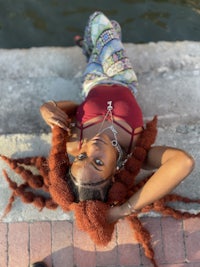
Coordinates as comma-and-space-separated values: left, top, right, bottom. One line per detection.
81, 11, 138, 98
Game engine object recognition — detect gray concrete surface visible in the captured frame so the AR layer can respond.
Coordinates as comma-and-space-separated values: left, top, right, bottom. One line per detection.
0, 41, 200, 222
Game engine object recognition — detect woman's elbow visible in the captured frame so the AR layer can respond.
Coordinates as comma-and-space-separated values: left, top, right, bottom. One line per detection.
179, 150, 195, 175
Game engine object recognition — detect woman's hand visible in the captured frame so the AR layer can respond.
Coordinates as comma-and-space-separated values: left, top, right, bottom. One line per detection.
40, 102, 70, 131
107, 206, 124, 223
107, 203, 133, 223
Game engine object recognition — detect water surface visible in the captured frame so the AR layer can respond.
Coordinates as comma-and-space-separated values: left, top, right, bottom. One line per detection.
0, 0, 200, 48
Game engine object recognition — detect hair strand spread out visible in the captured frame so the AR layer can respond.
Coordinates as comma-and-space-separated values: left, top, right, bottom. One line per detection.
1, 116, 200, 267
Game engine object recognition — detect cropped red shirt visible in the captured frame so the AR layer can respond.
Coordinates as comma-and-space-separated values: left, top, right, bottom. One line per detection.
76, 84, 143, 152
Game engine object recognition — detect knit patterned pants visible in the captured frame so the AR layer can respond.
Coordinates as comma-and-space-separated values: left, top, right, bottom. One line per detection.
81, 11, 138, 98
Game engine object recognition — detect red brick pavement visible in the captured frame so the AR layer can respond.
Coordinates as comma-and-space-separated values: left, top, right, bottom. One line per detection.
0, 217, 200, 267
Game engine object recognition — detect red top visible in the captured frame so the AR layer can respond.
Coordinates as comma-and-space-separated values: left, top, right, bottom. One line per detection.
76, 84, 143, 152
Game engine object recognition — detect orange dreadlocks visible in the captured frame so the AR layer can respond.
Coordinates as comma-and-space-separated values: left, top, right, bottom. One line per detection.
1, 116, 200, 267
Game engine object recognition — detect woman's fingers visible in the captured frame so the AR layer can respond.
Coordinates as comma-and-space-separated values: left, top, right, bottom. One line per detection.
55, 108, 70, 122
51, 119, 69, 131
40, 103, 70, 130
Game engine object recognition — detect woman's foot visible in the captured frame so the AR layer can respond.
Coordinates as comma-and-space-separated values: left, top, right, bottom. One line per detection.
74, 35, 90, 61
74, 35, 84, 47
29, 262, 48, 267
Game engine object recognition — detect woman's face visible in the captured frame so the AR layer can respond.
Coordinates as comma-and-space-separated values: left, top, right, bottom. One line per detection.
70, 134, 118, 184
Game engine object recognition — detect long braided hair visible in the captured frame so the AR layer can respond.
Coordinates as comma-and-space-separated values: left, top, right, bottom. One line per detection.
1, 116, 200, 267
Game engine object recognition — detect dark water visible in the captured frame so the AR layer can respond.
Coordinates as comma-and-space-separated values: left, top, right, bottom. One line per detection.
0, 0, 200, 48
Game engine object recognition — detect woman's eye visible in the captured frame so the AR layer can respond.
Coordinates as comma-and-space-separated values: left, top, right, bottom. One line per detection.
77, 153, 87, 160
95, 159, 104, 166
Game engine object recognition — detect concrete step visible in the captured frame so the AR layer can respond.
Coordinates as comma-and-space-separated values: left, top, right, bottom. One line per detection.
0, 42, 200, 221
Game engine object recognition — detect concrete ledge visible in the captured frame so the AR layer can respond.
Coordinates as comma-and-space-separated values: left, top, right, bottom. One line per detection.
0, 42, 200, 221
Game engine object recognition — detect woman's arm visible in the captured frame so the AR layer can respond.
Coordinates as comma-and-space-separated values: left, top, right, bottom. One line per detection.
40, 100, 78, 131
107, 146, 195, 223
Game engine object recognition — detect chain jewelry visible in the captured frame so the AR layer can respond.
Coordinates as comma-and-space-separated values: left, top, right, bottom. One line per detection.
127, 200, 136, 215
97, 101, 124, 169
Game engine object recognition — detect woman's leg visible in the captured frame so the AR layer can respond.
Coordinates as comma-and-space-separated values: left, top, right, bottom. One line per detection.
81, 12, 110, 97
82, 12, 122, 58
82, 12, 138, 97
